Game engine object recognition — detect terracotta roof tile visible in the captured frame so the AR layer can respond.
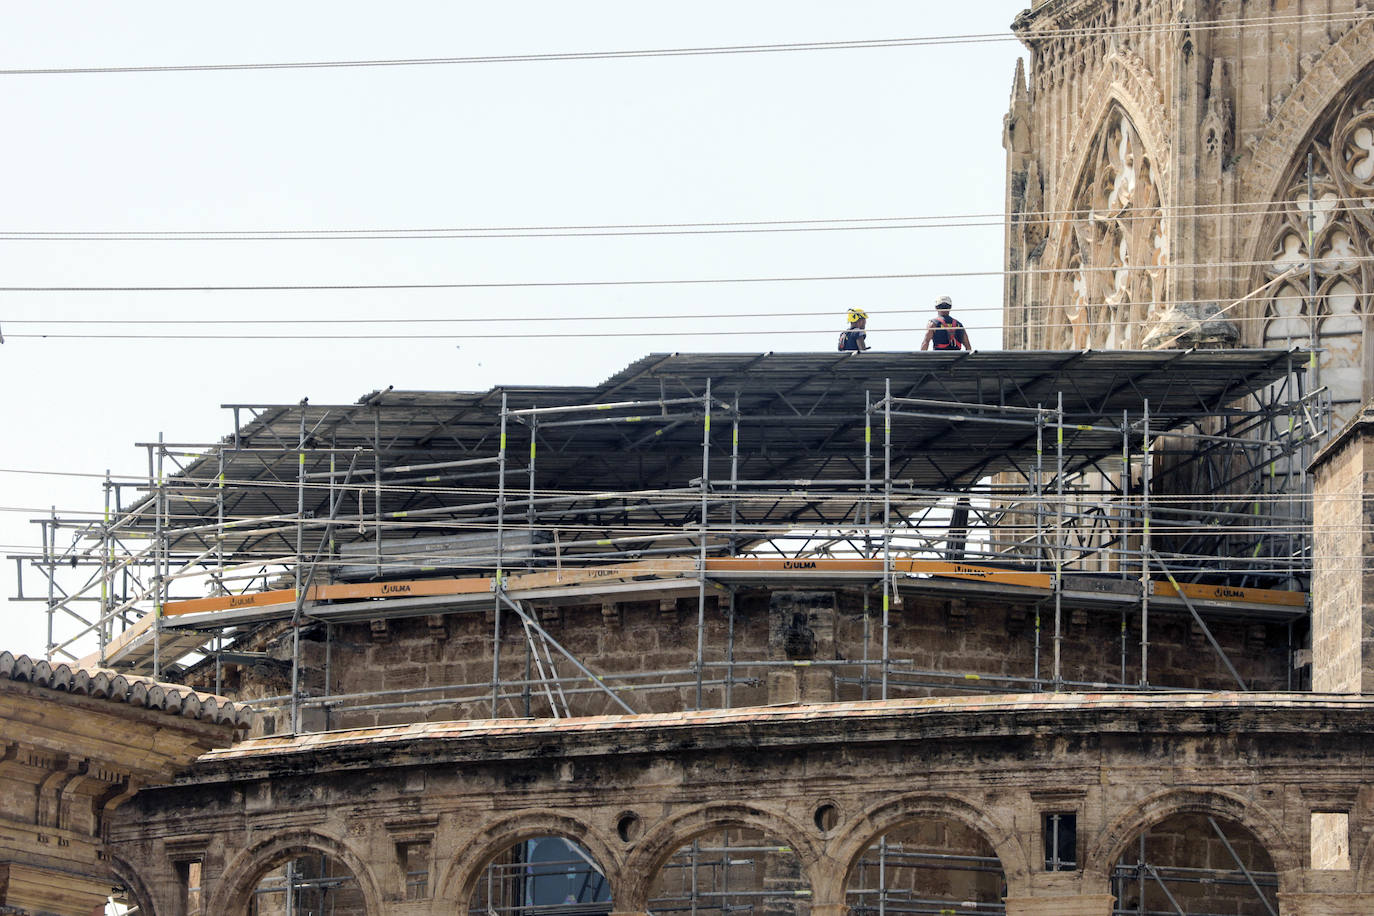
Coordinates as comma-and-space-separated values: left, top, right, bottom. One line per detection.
0, 650, 256, 730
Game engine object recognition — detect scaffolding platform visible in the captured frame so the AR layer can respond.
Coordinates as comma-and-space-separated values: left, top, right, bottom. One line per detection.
25, 349, 1320, 693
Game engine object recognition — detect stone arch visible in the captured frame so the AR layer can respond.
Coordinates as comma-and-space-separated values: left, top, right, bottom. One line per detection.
206, 828, 383, 915
1041, 96, 1169, 350
1241, 54, 1374, 420
1242, 15, 1374, 206
620, 802, 817, 910
433, 808, 620, 912
1087, 787, 1300, 891
826, 792, 1028, 898
1049, 44, 1172, 217
1241, 21, 1374, 311
107, 851, 160, 916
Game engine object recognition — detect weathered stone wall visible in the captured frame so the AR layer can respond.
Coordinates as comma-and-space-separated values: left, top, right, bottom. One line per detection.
1312, 416, 1368, 692
1310, 407, 1374, 695
190, 584, 1295, 731
108, 695, 1374, 916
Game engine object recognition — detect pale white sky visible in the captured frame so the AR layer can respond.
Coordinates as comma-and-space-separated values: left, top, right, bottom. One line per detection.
0, 2, 1029, 659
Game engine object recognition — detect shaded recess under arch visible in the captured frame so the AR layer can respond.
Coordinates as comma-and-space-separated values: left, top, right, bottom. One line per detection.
645, 826, 811, 916
1110, 813, 1279, 915
466, 837, 613, 916
247, 854, 367, 915
209, 830, 381, 916
842, 815, 1006, 916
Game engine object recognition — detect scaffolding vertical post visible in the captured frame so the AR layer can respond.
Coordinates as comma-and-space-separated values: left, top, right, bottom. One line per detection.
1034, 405, 1045, 572
695, 381, 711, 709
525, 416, 537, 719
290, 408, 306, 735
729, 394, 740, 555
1053, 392, 1064, 691
42, 513, 55, 662
493, 392, 509, 719
863, 391, 873, 700
882, 378, 892, 700
152, 436, 164, 679
373, 405, 382, 579
1140, 400, 1153, 689
878, 833, 888, 916
1120, 409, 1130, 580
527, 416, 538, 533
216, 449, 226, 595
1121, 410, 1130, 684
98, 473, 112, 663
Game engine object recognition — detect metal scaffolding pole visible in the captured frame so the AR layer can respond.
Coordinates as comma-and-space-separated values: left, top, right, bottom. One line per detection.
1053, 392, 1064, 691
1140, 400, 1152, 689
696, 382, 711, 709
493, 392, 508, 719
882, 378, 892, 700
152, 435, 164, 679
99, 474, 111, 663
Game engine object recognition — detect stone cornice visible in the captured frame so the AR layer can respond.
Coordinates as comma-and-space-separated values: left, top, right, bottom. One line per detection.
187, 692, 1374, 782
1014, 0, 1110, 39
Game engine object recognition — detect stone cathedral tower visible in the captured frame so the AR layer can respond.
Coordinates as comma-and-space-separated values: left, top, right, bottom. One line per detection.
1005, 0, 1374, 428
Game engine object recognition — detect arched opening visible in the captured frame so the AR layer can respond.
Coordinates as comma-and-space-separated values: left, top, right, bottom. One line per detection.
467, 836, 612, 916
646, 827, 810, 916
845, 817, 1006, 916
105, 860, 155, 915
1255, 73, 1374, 421
104, 891, 147, 915
1111, 813, 1278, 915
1048, 103, 1167, 352
248, 853, 366, 914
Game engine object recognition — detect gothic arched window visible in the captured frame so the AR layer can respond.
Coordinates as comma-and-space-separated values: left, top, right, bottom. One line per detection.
1054, 105, 1167, 349
1259, 87, 1374, 426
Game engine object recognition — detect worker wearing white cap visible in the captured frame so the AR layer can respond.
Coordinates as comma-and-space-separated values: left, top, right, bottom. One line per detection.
921, 296, 972, 351
838, 308, 870, 352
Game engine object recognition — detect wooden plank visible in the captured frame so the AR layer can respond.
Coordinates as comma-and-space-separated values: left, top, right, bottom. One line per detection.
705, 558, 882, 574
77, 612, 153, 668
1151, 580, 1307, 608
311, 577, 491, 601
509, 558, 696, 591
163, 588, 298, 617
897, 559, 1054, 591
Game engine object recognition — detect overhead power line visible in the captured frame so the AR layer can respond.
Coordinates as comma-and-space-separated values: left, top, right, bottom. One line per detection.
0, 11, 1363, 77
0, 252, 1363, 293
0, 195, 1356, 241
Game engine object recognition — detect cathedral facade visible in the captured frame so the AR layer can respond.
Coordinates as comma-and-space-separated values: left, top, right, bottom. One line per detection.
1005, 0, 1374, 426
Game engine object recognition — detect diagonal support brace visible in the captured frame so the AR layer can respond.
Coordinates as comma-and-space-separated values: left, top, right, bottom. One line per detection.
496, 592, 636, 714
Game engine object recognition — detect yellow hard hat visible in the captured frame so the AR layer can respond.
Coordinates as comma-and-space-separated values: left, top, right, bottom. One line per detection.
847, 308, 868, 323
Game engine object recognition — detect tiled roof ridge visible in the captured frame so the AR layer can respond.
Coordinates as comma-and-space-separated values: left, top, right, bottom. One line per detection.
0, 650, 255, 730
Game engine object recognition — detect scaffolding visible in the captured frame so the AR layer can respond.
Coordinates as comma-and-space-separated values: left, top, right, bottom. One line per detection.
12, 350, 1323, 726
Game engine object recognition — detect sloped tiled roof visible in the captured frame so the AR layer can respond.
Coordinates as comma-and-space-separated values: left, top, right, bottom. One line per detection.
0, 650, 255, 730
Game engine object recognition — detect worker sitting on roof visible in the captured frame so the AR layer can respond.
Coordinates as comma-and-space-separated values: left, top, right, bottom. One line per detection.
921, 296, 972, 351
838, 308, 870, 352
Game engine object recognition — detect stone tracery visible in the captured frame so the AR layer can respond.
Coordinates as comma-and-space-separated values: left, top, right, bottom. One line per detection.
1259, 81, 1374, 425
1053, 106, 1168, 350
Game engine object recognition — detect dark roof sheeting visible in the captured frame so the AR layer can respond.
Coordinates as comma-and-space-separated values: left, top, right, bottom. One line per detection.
124, 349, 1303, 552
